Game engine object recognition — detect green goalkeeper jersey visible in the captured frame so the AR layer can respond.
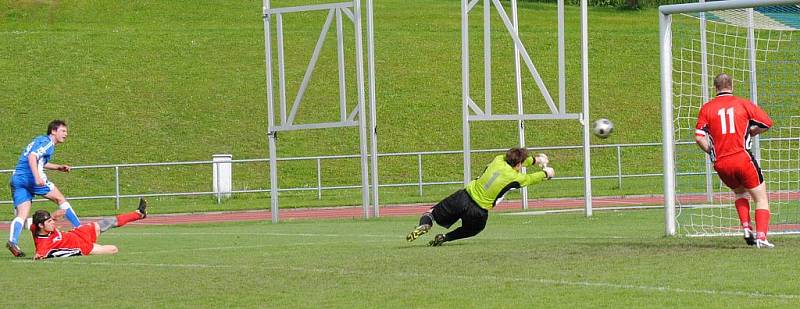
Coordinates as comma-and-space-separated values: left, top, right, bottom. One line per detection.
465, 155, 547, 210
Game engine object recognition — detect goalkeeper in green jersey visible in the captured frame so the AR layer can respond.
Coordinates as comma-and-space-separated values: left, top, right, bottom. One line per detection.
406, 147, 554, 246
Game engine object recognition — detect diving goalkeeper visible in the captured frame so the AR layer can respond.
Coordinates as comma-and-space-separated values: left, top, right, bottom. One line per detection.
406, 147, 554, 246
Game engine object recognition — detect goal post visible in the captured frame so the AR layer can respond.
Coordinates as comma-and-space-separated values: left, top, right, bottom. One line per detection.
660, 0, 800, 236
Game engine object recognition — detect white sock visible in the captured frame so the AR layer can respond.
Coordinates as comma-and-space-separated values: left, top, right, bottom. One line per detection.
9, 217, 24, 243
59, 201, 81, 228
59, 201, 72, 210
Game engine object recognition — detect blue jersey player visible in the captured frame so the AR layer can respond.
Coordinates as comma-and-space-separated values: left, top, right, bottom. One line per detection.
6, 120, 81, 257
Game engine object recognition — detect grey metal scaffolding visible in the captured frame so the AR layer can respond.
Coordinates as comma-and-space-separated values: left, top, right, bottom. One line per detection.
461, 0, 593, 215
262, 0, 378, 222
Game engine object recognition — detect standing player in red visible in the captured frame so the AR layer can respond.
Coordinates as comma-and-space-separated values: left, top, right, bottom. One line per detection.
695, 73, 774, 248
30, 198, 149, 259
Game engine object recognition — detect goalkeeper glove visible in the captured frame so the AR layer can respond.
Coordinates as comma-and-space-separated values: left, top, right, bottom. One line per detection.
542, 167, 555, 179
534, 153, 549, 168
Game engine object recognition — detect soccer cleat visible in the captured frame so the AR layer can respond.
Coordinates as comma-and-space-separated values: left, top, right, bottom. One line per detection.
743, 228, 756, 246
755, 239, 775, 249
428, 234, 446, 247
6, 241, 25, 257
406, 224, 431, 242
137, 197, 148, 218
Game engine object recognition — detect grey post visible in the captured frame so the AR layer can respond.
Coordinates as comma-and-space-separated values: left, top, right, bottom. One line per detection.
461, 0, 472, 184
616, 145, 622, 189
263, 0, 279, 223
115, 166, 120, 210
366, 0, 380, 217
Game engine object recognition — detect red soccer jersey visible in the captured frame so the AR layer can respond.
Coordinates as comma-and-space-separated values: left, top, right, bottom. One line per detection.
695, 94, 772, 161
31, 223, 96, 258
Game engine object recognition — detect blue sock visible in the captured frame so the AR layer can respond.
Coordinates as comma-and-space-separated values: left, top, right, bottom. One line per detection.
10, 218, 23, 244
60, 202, 81, 228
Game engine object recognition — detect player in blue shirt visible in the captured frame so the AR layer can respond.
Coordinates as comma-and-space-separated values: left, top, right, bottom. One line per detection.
6, 120, 82, 257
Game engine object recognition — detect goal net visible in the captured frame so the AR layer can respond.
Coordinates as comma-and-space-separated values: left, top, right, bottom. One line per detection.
662, 1, 800, 236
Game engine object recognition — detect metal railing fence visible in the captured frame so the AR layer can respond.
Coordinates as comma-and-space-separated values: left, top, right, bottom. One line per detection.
0, 141, 701, 208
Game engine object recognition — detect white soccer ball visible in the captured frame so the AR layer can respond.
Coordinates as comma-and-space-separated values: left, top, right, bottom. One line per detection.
592, 118, 614, 139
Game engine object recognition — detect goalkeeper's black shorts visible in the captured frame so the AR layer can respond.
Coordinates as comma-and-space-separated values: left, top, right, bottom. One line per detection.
431, 189, 488, 230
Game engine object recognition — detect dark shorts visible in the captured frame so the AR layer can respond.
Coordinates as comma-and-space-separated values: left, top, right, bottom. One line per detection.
431, 189, 489, 230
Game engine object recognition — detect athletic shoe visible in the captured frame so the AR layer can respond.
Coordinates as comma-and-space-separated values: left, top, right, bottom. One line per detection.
755, 239, 775, 249
406, 224, 430, 242
428, 234, 446, 247
743, 228, 756, 246
6, 241, 25, 258
138, 197, 148, 218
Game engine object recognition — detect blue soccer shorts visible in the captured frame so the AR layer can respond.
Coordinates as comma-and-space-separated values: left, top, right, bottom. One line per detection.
9, 175, 53, 207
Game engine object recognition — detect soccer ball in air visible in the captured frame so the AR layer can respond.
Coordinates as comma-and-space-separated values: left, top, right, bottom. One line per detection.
592, 118, 614, 139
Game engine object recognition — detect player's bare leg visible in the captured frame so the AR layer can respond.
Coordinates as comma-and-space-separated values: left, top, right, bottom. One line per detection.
90, 244, 119, 255
747, 183, 774, 248
7, 202, 30, 257
732, 187, 756, 246
43, 185, 81, 228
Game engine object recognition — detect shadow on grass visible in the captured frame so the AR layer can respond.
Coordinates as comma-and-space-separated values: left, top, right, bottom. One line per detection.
396, 241, 469, 249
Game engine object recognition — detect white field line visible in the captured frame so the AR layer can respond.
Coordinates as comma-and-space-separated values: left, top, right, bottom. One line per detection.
12, 259, 799, 300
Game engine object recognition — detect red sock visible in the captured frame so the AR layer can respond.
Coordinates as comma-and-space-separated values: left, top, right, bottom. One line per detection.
734, 198, 751, 229
115, 211, 143, 227
755, 209, 770, 240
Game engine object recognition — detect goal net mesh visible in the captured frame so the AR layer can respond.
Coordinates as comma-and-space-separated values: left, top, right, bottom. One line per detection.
671, 5, 800, 236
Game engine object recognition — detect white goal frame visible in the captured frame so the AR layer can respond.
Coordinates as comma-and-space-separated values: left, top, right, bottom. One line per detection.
659, 0, 800, 236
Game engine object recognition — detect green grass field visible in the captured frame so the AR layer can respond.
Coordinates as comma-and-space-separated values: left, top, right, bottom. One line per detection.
0, 0, 670, 212
2, 209, 799, 307
3, 1, 800, 307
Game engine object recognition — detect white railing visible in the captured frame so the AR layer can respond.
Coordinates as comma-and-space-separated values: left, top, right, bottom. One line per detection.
0, 142, 684, 208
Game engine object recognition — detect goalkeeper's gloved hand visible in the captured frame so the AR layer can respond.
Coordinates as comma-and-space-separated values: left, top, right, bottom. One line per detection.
534, 153, 549, 168
542, 167, 555, 179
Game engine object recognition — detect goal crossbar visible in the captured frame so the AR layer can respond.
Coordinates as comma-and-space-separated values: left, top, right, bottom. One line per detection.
660, 0, 800, 15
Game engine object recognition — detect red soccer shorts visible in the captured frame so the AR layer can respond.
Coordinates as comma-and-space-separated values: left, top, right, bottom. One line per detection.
58, 223, 98, 255
714, 151, 764, 190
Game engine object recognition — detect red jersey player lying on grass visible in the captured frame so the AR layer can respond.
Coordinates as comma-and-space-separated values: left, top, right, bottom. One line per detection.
30, 198, 148, 259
